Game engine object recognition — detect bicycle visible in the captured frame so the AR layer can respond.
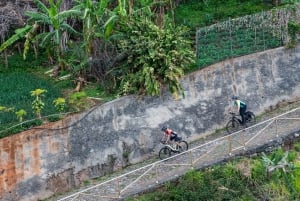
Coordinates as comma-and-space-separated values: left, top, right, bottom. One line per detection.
226, 111, 256, 134
158, 136, 188, 160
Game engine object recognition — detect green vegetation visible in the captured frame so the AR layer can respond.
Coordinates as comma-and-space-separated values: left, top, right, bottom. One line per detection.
288, 20, 300, 48
126, 147, 300, 201
1, 0, 192, 98
175, 0, 275, 29
176, 1, 300, 68
117, 17, 194, 97
0, 71, 61, 137
196, 9, 287, 67
0, 1, 298, 199
1, 0, 300, 138
196, 2, 300, 67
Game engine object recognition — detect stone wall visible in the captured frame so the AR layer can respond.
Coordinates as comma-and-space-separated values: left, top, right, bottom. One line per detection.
1, 46, 300, 201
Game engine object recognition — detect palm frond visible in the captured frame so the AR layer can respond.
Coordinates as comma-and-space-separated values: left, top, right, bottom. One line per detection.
57, 9, 82, 20
60, 24, 81, 36
104, 15, 118, 38
0, 25, 31, 52
25, 11, 52, 24
133, 5, 152, 16
72, 3, 84, 11
82, 8, 90, 19
277, 151, 289, 166
33, 0, 49, 14
98, 0, 109, 14
39, 32, 55, 48
33, 32, 46, 40
261, 152, 274, 166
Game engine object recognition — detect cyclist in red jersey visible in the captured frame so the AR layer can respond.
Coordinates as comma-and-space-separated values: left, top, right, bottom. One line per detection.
161, 126, 179, 148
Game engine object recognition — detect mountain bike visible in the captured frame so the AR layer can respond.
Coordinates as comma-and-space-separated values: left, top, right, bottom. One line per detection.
158, 136, 188, 160
226, 111, 256, 134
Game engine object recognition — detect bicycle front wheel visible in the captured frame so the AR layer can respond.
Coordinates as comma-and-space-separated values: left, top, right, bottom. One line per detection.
226, 119, 240, 134
159, 146, 172, 160
178, 140, 188, 152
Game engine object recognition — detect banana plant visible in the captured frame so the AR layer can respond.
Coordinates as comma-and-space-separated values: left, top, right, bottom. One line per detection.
73, 0, 118, 57
69, 0, 130, 80
261, 151, 292, 175
24, 0, 81, 69
261, 149, 300, 197
0, 0, 81, 70
0, 25, 31, 53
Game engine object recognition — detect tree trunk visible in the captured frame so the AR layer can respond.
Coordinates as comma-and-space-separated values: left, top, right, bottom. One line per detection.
4, 49, 8, 69
74, 77, 85, 92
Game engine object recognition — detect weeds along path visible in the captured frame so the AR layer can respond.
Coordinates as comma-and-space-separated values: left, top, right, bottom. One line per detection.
51, 101, 300, 201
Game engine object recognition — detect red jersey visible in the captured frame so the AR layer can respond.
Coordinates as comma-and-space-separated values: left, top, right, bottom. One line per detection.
164, 129, 173, 136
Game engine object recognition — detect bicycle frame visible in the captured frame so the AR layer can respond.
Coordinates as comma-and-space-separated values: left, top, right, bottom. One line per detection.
160, 137, 179, 151
230, 113, 242, 123
230, 111, 254, 123
164, 144, 178, 151
226, 111, 256, 134
158, 137, 189, 160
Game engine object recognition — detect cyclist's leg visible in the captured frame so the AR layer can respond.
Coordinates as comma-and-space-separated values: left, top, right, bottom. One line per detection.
240, 107, 247, 125
173, 135, 182, 149
170, 135, 176, 141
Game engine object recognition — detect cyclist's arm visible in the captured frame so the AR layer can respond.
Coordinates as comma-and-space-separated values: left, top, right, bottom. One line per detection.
162, 132, 171, 143
236, 100, 240, 113
230, 101, 239, 113
165, 134, 171, 143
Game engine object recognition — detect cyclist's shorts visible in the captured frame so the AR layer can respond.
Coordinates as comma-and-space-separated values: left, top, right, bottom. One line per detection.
172, 136, 182, 142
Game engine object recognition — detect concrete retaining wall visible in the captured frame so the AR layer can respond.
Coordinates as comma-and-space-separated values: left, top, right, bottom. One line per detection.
1, 46, 300, 201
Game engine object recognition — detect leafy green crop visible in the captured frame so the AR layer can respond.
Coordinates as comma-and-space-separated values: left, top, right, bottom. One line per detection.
0, 72, 61, 132
195, 5, 297, 68
175, 0, 273, 29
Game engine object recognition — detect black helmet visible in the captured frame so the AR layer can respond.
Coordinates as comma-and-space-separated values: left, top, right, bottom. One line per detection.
232, 95, 238, 100
161, 126, 167, 131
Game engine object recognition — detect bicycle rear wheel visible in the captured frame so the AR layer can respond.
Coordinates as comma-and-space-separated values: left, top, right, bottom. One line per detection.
159, 146, 172, 160
246, 112, 256, 126
177, 140, 188, 152
226, 119, 240, 134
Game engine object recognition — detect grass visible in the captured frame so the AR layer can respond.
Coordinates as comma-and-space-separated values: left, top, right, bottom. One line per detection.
125, 147, 300, 201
